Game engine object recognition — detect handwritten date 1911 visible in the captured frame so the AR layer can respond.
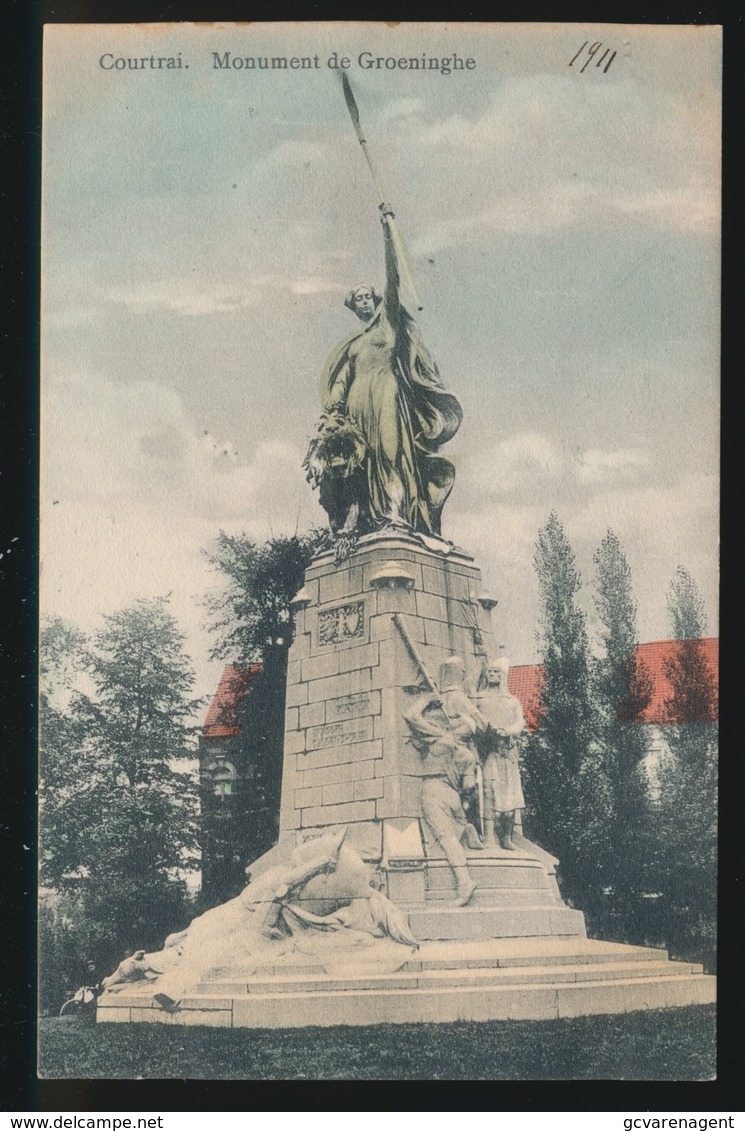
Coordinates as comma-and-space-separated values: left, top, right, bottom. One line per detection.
569, 41, 617, 74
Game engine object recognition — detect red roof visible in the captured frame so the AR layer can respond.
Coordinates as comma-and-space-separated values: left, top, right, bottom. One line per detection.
633, 638, 718, 725
509, 639, 718, 730
508, 665, 545, 732
202, 664, 262, 738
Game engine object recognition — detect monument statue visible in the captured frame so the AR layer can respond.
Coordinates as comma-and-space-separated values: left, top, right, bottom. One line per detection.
438, 655, 487, 747
304, 204, 462, 558
101, 950, 164, 991
403, 687, 483, 906
474, 658, 526, 850
304, 80, 461, 560
243, 827, 417, 946
99, 828, 419, 1012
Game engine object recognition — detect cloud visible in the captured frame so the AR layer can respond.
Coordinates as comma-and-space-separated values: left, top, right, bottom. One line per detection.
463, 431, 653, 497
465, 432, 564, 494
403, 75, 719, 252
41, 370, 311, 524
373, 96, 426, 127
103, 279, 263, 318
576, 447, 651, 484
412, 181, 718, 257
446, 467, 718, 665
41, 369, 324, 702
99, 271, 342, 318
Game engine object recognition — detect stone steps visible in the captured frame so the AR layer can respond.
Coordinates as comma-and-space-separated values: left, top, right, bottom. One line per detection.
407, 904, 587, 940
98, 973, 715, 1028
424, 858, 550, 890
96, 937, 715, 1028
213, 938, 676, 981
189, 959, 700, 997
423, 887, 560, 908
406, 938, 661, 969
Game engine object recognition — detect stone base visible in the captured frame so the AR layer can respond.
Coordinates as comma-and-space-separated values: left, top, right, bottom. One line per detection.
399, 846, 588, 940
98, 937, 715, 1028
407, 906, 587, 941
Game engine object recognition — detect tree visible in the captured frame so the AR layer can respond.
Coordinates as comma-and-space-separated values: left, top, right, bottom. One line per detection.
664, 567, 718, 727
38, 892, 92, 1015
205, 531, 326, 663
39, 618, 88, 797
39, 599, 200, 992
656, 568, 717, 966
202, 531, 325, 896
521, 514, 608, 916
592, 530, 654, 938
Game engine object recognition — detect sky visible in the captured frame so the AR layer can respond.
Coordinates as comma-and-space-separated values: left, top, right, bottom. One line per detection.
41, 22, 721, 710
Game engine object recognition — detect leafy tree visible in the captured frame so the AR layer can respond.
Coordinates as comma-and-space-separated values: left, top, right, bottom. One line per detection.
521, 514, 608, 916
40, 617, 87, 703
38, 894, 92, 1016
656, 568, 717, 966
205, 531, 326, 663
39, 618, 88, 796
591, 530, 654, 938
39, 599, 200, 994
202, 531, 325, 897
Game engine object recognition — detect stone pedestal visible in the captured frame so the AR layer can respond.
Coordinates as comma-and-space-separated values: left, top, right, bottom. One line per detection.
276, 533, 585, 940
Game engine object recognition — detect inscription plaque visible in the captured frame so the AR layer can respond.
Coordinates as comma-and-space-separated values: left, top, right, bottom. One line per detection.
306, 717, 374, 750
326, 692, 372, 721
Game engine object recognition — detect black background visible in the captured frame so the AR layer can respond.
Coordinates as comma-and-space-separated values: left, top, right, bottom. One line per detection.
2, 0, 740, 1112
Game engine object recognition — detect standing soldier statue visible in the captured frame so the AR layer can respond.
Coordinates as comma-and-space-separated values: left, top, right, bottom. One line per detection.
402, 657, 486, 907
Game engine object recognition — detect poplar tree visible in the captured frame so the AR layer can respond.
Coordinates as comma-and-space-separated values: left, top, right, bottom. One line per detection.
656, 567, 717, 965
592, 530, 653, 938
522, 513, 607, 915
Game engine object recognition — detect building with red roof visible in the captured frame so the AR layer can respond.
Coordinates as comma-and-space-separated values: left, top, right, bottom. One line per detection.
198, 663, 263, 906
632, 638, 718, 725
202, 663, 262, 741
202, 641, 718, 748
507, 664, 545, 732
508, 638, 718, 731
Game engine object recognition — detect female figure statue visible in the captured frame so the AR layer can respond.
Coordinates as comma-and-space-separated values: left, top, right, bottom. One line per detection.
474, 658, 526, 851
305, 204, 462, 557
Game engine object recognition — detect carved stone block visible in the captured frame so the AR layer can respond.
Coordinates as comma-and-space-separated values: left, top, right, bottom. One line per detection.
298, 700, 325, 729
318, 601, 365, 647
300, 799, 377, 827
306, 716, 374, 751
325, 689, 380, 722
301, 758, 378, 788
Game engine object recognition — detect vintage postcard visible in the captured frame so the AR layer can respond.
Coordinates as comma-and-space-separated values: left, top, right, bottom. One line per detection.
39, 22, 720, 1081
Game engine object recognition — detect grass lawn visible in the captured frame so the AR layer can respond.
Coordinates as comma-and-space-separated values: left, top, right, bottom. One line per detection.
38, 1005, 715, 1081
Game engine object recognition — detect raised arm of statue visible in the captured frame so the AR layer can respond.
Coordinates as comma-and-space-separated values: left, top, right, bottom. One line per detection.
403, 692, 448, 749
381, 205, 401, 324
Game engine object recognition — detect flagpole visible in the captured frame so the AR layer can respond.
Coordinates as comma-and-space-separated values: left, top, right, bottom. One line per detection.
340, 73, 423, 311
